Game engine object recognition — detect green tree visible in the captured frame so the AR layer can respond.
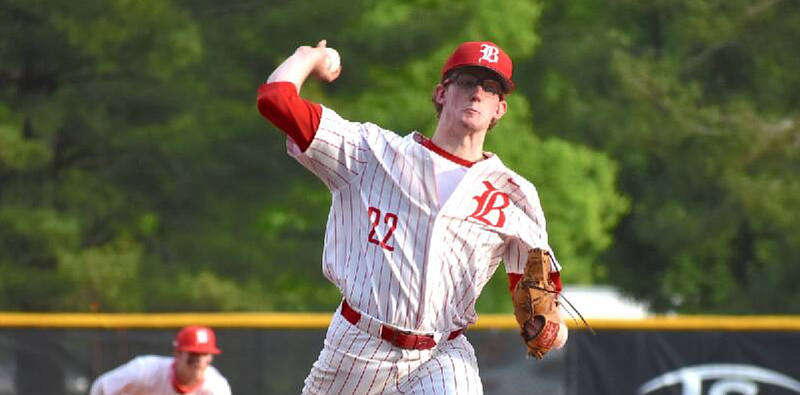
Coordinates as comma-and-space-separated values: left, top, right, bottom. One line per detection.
0, 0, 627, 313
0, 0, 209, 311
527, 0, 800, 313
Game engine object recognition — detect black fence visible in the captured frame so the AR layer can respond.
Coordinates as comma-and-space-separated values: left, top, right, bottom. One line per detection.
0, 327, 564, 395
1, 315, 799, 395
568, 330, 800, 395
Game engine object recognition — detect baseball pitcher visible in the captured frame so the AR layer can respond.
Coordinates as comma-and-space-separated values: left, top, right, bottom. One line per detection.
258, 39, 568, 395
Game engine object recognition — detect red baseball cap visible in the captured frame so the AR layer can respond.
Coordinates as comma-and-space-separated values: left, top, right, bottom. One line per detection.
441, 41, 515, 93
173, 325, 222, 354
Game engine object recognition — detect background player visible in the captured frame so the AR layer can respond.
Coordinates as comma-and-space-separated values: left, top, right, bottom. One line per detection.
258, 39, 567, 394
89, 325, 232, 395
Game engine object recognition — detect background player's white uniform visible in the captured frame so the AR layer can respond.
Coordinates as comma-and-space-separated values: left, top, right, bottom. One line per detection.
291, 106, 560, 395
89, 355, 232, 395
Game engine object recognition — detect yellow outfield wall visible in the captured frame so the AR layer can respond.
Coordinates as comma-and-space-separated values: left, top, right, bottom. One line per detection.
1, 313, 799, 331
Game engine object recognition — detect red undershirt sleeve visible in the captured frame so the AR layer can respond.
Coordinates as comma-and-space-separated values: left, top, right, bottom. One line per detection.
508, 273, 522, 293
256, 81, 322, 152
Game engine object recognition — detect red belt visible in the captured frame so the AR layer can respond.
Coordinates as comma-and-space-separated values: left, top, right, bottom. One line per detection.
341, 300, 463, 350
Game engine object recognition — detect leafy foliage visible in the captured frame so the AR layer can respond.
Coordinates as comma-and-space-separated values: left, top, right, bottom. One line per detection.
527, 0, 800, 313
2, 0, 795, 314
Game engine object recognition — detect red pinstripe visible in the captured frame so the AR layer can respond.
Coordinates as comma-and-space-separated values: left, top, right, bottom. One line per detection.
416, 167, 435, 324
362, 135, 394, 315
330, 327, 370, 395
393, 149, 418, 327
308, 315, 347, 394
432, 357, 447, 394
378, 144, 404, 321
340, 186, 357, 294
353, 139, 383, 308
308, 145, 361, 175
313, 139, 369, 165
349, 324, 391, 394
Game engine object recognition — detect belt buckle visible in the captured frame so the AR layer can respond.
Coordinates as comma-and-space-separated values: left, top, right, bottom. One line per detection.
387, 327, 411, 347
388, 327, 435, 350
415, 334, 436, 350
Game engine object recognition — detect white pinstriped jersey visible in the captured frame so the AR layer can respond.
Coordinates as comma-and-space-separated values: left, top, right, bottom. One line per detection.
289, 106, 560, 333
89, 356, 231, 395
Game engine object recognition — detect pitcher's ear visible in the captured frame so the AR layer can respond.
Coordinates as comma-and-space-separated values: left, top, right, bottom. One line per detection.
434, 84, 446, 105
497, 99, 508, 117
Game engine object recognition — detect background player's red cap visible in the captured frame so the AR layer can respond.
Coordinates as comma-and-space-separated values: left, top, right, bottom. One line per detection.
173, 325, 222, 354
441, 41, 515, 93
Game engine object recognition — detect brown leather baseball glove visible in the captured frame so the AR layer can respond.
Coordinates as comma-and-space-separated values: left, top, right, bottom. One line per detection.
512, 248, 562, 359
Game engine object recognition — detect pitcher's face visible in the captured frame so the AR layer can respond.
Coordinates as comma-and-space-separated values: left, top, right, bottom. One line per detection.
437, 68, 507, 132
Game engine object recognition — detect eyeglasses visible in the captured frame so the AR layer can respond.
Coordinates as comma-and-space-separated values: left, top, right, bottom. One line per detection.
444, 73, 505, 96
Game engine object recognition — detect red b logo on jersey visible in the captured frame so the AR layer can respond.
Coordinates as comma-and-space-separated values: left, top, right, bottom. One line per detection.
468, 181, 510, 227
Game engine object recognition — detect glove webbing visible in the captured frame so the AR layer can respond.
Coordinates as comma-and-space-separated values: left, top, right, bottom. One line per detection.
521, 280, 596, 335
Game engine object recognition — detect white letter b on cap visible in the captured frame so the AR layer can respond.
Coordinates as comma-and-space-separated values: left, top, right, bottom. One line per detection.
479, 44, 499, 63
